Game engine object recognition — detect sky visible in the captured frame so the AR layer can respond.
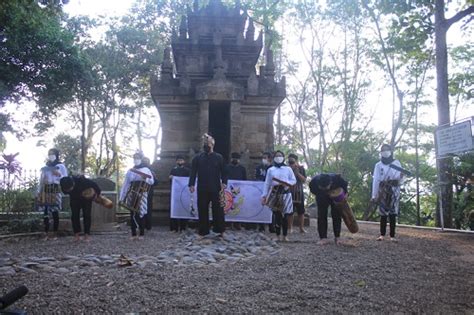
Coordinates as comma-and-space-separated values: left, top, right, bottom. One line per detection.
3, 0, 473, 173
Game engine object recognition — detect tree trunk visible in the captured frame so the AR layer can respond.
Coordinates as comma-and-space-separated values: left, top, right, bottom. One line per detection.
435, 0, 453, 228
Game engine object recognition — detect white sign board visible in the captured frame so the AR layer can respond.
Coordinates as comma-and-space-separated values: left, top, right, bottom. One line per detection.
170, 176, 272, 223
435, 120, 473, 157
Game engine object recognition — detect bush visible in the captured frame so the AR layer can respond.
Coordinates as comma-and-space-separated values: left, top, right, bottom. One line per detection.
0, 216, 42, 234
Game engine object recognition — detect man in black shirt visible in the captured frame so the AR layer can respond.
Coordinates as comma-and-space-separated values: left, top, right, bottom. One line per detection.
309, 173, 348, 245
169, 155, 190, 232
60, 175, 101, 242
188, 134, 227, 237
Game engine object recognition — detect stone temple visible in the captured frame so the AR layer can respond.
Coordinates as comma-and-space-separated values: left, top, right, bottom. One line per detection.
149, 0, 286, 224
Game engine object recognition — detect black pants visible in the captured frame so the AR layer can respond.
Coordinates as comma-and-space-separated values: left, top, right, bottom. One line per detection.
197, 190, 225, 236
70, 199, 92, 235
170, 218, 188, 232
380, 214, 397, 237
43, 207, 59, 233
131, 212, 145, 236
274, 212, 289, 236
317, 194, 342, 239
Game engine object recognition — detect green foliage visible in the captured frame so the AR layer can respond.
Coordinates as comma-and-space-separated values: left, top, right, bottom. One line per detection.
0, 0, 84, 131
53, 134, 81, 174
0, 216, 42, 234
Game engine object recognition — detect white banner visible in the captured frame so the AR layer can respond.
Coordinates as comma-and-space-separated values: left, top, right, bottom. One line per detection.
170, 176, 272, 223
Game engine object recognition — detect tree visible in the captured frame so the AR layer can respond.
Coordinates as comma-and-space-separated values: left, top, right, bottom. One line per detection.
434, 0, 473, 228
0, 0, 83, 132
53, 133, 81, 174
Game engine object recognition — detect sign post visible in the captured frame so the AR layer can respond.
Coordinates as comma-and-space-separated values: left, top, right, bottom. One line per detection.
434, 119, 474, 230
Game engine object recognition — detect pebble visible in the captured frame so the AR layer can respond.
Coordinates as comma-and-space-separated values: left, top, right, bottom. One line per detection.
0, 231, 280, 276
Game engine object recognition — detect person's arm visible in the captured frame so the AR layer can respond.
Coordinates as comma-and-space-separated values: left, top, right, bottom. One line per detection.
300, 167, 307, 181
287, 167, 297, 186
88, 179, 101, 196
188, 156, 198, 187
120, 171, 131, 201
261, 168, 272, 198
372, 164, 380, 199
336, 175, 348, 193
392, 160, 403, 181
220, 156, 228, 186
58, 164, 68, 177
308, 176, 318, 195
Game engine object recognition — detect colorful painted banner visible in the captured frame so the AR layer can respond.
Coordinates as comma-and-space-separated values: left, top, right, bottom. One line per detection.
170, 176, 272, 223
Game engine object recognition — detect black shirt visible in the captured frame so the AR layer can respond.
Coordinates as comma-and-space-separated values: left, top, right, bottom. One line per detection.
255, 164, 270, 181
63, 176, 101, 201
225, 164, 247, 180
188, 152, 227, 192
170, 165, 190, 178
309, 173, 348, 195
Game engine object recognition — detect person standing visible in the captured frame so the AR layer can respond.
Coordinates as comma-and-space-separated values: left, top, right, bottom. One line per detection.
309, 173, 348, 245
188, 134, 227, 237
255, 151, 273, 232
60, 175, 101, 242
371, 144, 403, 242
287, 153, 307, 234
225, 152, 247, 230
169, 155, 190, 232
261, 151, 297, 242
120, 152, 154, 240
37, 148, 68, 240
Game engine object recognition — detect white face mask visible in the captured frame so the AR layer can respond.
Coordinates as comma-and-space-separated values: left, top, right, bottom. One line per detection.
48, 155, 56, 162
274, 156, 284, 164
262, 159, 269, 165
133, 159, 142, 166
381, 151, 392, 158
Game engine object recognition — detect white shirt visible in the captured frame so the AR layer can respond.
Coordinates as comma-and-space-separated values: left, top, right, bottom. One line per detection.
38, 164, 68, 194
262, 165, 297, 198
120, 167, 154, 200
372, 160, 402, 199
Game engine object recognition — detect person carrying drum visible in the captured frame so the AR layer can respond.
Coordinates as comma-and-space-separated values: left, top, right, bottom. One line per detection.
287, 153, 307, 234
120, 151, 155, 240
371, 144, 403, 242
261, 151, 297, 242
309, 173, 348, 245
37, 148, 68, 240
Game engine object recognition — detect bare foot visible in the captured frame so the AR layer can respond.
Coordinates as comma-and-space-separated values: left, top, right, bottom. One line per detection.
130, 236, 138, 241
317, 239, 329, 245
138, 236, 144, 241
376, 236, 384, 241
299, 228, 307, 234
390, 237, 398, 242
283, 236, 289, 242
74, 234, 81, 242
84, 234, 91, 242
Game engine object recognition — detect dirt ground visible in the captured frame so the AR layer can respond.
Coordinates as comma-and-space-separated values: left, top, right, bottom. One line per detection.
1, 221, 473, 314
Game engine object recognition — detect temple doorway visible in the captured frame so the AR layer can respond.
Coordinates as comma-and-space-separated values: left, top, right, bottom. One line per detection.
209, 101, 230, 162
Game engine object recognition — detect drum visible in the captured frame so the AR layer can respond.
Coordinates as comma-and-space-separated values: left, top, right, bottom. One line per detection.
329, 188, 358, 233
265, 185, 285, 212
119, 180, 150, 212
81, 188, 114, 209
290, 184, 303, 204
38, 184, 60, 207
